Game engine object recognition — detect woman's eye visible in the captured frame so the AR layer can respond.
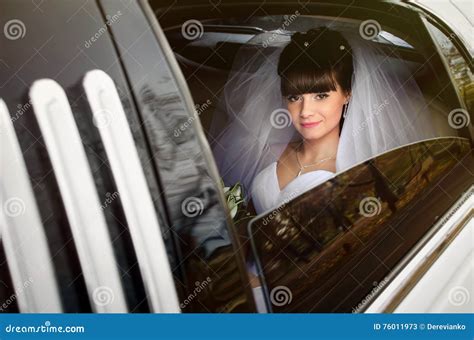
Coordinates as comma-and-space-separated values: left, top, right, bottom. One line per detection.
314, 93, 329, 100
287, 95, 300, 102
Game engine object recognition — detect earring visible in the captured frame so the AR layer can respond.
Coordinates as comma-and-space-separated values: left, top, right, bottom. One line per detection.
342, 103, 349, 118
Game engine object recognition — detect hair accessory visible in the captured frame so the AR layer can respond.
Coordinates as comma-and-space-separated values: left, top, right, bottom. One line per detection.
303, 41, 309, 47
339, 45, 345, 50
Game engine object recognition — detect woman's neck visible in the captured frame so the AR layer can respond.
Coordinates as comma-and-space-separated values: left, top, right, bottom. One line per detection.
300, 127, 339, 163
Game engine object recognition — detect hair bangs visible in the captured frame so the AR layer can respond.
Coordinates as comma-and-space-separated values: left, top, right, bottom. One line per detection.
280, 67, 338, 96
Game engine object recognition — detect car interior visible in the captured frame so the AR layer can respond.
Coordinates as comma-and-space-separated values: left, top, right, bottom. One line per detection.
159, 12, 467, 228
162, 15, 462, 142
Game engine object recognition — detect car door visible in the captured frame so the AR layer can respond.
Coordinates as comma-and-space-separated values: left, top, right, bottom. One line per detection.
1, 0, 144, 313
1, 0, 204, 313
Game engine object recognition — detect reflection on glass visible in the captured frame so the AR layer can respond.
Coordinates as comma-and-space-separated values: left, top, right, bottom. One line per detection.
428, 23, 474, 113
249, 138, 473, 312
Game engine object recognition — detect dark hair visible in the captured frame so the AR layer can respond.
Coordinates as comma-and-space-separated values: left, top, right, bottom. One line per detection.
278, 27, 354, 96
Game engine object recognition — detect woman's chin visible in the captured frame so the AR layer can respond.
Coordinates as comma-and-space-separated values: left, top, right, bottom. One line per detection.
299, 124, 341, 141
300, 130, 327, 141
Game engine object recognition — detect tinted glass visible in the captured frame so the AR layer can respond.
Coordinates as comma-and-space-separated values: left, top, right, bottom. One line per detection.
158, 2, 472, 312
249, 138, 473, 312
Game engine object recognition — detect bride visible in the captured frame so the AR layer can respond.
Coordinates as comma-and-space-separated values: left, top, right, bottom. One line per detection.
251, 28, 351, 214
210, 26, 437, 215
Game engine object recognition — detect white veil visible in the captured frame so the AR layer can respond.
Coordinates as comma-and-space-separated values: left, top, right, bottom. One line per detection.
209, 25, 437, 201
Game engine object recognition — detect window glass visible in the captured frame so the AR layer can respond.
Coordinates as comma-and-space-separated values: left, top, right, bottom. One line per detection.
161, 8, 472, 312
249, 138, 473, 312
166, 15, 467, 223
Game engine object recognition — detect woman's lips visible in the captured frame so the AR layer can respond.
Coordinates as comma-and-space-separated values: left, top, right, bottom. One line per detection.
301, 121, 322, 128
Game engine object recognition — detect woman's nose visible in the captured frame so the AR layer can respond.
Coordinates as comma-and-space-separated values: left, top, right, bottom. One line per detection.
299, 97, 317, 118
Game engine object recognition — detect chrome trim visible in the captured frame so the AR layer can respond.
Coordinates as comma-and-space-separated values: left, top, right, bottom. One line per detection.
29, 80, 127, 313
364, 185, 474, 312
394, 215, 473, 312
0, 99, 62, 313
83, 70, 180, 313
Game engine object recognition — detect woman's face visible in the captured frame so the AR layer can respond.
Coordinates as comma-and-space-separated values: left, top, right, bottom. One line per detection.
286, 84, 349, 141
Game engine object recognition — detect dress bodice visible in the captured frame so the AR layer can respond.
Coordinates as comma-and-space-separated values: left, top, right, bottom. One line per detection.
250, 162, 335, 214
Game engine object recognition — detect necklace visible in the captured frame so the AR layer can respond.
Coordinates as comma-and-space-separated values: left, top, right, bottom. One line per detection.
295, 144, 336, 177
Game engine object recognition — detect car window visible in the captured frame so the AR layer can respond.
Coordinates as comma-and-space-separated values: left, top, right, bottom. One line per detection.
249, 138, 473, 312
160, 5, 472, 312
164, 13, 466, 158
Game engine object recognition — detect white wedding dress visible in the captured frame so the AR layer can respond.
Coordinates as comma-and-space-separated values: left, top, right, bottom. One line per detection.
251, 161, 335, 214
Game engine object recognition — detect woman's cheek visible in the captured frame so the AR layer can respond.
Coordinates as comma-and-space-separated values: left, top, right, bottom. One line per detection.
288, 106, 300, 124
327, 101, 343, 119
